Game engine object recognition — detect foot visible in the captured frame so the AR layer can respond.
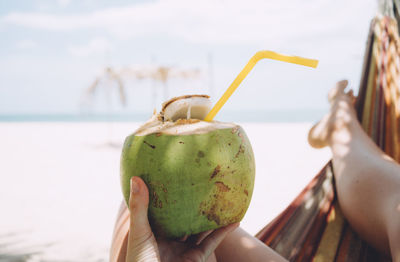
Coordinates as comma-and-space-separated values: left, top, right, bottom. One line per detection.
308, 80, 356, 148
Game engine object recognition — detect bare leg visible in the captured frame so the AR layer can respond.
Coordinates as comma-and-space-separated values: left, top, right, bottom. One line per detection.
215, 228, 287, 262
309, 81, 400, 261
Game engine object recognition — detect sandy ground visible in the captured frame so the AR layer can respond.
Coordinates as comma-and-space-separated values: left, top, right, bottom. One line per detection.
0, 122, 331, 261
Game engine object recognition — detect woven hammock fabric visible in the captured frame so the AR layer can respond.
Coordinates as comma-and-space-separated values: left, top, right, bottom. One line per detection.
256, 16, 400, 262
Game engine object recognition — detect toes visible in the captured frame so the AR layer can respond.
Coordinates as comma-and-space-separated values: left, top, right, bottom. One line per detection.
337, 79, 349, 91
346, 90, 357, 105
346, 89, 354, 96
309, 80, 355, 149
328, 80, 348, 103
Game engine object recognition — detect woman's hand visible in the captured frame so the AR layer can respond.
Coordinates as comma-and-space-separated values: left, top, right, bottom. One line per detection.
126, 176, 239, 262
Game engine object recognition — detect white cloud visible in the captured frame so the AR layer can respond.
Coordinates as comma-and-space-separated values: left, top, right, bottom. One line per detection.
16, 39, 37, 49
1, 0, 377, 46
67, 37, 112, 57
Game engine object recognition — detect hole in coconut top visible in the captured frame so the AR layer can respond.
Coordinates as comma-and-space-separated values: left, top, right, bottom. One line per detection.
161, 95, 212, 122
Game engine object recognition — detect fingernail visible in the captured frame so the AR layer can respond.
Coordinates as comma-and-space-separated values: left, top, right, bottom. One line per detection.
130, 177, 140, 194
178, 235, 189, 242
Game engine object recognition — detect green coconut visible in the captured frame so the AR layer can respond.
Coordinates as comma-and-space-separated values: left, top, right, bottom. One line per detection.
120, 95, 255, 238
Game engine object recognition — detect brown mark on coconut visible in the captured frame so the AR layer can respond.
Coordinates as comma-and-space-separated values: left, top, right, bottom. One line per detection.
197, 151, 205, 158
244, 189, 249, 196
152, 195, 163, 209
215, 181, 230, 192
149, 182, 168, 204
144, 140, 156, 149
231, 126, 239, 134
178, 141, 184, 144
205, 209, 222, 225
155, 133, 162, 137
152, 191, 159, 208
235, 144, 245, 158
210, 165, 221, 180
199, 187, 243, 226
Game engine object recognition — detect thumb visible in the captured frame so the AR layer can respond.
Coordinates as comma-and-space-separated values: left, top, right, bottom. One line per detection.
127, 176, 160, 261
128, 176, 152, 241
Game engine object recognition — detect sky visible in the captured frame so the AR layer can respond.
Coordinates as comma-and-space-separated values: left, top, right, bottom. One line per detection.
0, 0, 378, 116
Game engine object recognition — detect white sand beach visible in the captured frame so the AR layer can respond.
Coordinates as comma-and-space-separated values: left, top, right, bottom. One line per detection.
0, 122, 331, 261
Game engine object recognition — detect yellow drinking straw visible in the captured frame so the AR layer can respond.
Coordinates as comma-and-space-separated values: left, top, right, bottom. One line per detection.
204, 50, 319, 122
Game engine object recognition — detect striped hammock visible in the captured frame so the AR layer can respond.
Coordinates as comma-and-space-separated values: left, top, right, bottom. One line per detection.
110, 16, 400, 262
255, 16, 400, 262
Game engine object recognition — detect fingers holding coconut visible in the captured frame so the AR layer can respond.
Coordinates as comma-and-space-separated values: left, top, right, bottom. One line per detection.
193, 223, 240, 259
127, 177, 161, 261
128, 177, 150, 235
128, 176, 153, 244
194, 230, 214, 245
178, 230, 213, 245
178, 234, 189, 242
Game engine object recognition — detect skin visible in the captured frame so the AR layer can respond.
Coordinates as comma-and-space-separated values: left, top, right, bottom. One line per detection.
308, 80, 400, 261
125, 80, 400, 261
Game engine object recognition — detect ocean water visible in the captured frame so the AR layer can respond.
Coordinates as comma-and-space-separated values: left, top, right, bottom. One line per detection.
0, 109, 327, 123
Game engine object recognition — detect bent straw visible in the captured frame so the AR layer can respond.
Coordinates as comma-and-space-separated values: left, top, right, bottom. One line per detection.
204, 50, 319, 122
